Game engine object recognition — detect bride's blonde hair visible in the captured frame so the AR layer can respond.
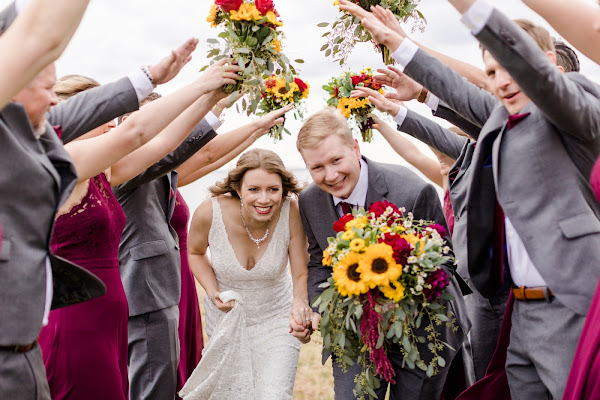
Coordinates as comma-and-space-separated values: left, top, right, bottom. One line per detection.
210, 149, 303, 198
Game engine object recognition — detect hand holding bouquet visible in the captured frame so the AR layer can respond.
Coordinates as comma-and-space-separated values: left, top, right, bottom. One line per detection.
319, 0, 425, 65
314, 200, 456, 399
258, 74, 310, 140
323, 68, 382, 142
205, 0, 302, 113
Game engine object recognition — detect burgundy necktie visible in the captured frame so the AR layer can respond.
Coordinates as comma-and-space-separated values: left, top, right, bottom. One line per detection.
339, 202, 352, 216
507, 112, 530, 130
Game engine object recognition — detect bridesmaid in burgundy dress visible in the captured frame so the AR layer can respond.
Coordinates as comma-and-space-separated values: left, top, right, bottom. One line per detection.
38, 61, 237, 399
563, 157, 600, 400
172, 191, 204, 396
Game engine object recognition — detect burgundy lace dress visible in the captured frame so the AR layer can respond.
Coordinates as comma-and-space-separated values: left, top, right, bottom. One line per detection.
563, 158, 600, 400
172, 191, 204, 396
39, 173, 128, 400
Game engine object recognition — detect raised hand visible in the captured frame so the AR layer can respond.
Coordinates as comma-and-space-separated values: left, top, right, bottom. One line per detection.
255, 104, 294, 136
338, 0, 403, 51
371, 5, 408, 39
148, 38, 199, 85
374, 66, 422, 102
351, 86, 401, 116
201, 58, 242, 92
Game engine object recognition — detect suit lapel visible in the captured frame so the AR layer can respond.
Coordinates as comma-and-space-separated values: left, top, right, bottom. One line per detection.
364, 157, 389, 207
167, 171, 178, 220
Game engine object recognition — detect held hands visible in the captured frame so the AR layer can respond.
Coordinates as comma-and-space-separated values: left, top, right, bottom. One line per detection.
148, 38, 199, 85
351, 87, 401, 116
201, 58, 242, 92
374, 66, 423, 102
289, 299, 320, 344
211, 291, 236, 313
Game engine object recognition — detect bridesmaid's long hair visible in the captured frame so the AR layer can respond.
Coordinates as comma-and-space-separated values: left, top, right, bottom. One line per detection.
210, 149, 303, 199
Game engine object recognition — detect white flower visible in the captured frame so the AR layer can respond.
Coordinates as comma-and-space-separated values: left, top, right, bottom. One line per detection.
400, 207, 406, 213
403, 266, 410, 273
407, 256, 417, 264
415, 284, 423, 292
403, 220, 413, 228
417, 276, 425, 285
443, 246, 450, 254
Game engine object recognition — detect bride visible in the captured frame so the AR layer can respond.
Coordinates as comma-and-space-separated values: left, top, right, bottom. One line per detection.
181, 149, 314, 399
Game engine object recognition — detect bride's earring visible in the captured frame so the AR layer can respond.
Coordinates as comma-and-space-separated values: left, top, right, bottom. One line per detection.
240, 198, 244, 207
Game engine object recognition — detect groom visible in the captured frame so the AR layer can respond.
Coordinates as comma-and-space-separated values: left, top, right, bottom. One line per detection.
292, 107, 470, 399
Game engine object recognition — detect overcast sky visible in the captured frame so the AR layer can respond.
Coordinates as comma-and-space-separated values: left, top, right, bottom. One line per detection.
4, 0, 600, 174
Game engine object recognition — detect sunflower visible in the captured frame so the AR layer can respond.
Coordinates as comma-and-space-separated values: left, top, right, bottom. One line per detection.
207, 4, 218, 27
358, 243, 401, 288
333, 252, 369, 297
380, 280, 405, 302
341, 230, 355, 241
349, 238, 365, 253
322, 249, 333, 266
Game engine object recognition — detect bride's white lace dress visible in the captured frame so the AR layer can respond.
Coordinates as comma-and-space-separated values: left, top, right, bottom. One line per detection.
180, 197, 300, 400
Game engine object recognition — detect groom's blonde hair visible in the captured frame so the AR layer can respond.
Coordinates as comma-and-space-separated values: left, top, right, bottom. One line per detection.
296, 107, 355, 152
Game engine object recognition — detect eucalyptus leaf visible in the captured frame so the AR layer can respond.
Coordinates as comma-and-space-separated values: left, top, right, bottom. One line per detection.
317, 22, 330, 27
438, 356, 446, 368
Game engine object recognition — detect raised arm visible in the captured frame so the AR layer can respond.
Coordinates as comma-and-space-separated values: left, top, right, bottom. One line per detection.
50, 38, 200, 144
109, 91, 223, 186
177, 104, 293, 186
523, 0, 600, 65
188, 199, 235, 313
64, 60, 239, 182
0, 0, 89, 109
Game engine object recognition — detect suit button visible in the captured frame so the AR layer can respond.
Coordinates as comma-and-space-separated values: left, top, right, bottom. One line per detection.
175, 244, 180, 250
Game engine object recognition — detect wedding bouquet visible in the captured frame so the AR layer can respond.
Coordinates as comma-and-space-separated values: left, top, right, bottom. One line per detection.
323, 68, 382, 142
314, 200, 456, 400
205, 0, 302, 114
258, 74, 310, 140
319, 0, 426, 65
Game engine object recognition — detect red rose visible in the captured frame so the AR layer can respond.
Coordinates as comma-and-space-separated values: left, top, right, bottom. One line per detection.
215, 0, 242, 12
255, 0, 275, 14
294, 78, 307, 93
426, 223, 448, 238
368, 200, 402, 219
379, 232, 411, 265
333, 214, 353, 233
351, 75, 362, 86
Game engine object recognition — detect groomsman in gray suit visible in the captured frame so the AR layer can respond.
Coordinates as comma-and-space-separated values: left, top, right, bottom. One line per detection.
344, 0, 600, 397
113, 94, 226, 399
292, 107, 470, 399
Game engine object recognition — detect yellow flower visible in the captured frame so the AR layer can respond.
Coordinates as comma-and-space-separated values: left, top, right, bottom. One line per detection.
333, 0, 339, 4
346, 215, 367, 230
333, 252, 369, 297
380, 280, 405, 302
300, 83, 310, 99
322, 249, 333, 266
230, 3, 262, 21
207, 4, 218, 27
341, 230, 355, 241
358, 243, 401, 288
349, 238, 365, 252
265, 11, 283, 26
272, 38, 282, 53
403, 233, 425, 254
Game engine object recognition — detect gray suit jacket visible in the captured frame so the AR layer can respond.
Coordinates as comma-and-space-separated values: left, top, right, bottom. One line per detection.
403, 9, 600, 315
0, 2, 15, 35
114, 121, 217, 317
299, 157, 470, 364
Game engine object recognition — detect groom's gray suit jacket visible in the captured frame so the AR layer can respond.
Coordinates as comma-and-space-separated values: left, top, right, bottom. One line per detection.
114, 122, 216, 317
299, 157, 470, 369
401, 9, 600, 316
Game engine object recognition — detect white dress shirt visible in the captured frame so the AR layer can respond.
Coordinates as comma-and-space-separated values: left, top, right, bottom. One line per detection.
332, 159, 369, 217
505, 216, 547, 287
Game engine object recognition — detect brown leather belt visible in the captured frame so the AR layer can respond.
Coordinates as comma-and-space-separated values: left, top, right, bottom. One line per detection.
0, 338, 38, 353
512, 286, 554, 301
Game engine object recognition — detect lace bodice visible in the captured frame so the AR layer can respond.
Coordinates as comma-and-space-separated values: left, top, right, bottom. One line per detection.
51, 173, 125, 263
181, 197, 300, 400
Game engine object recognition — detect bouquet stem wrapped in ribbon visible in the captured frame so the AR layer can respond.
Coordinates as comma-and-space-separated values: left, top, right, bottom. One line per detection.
206, 0, 304, 126
319, 0, 426, 65
314, 200, 456, 399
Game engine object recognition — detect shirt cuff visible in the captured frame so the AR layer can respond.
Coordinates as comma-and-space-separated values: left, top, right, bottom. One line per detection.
392, 106, 408, 126
127, 68, 155, 103
391, 39, 419, 72
15, 0, 28, 13
426, 93, 439, 112
460, 0, 494, 35
205, 111, 222, 130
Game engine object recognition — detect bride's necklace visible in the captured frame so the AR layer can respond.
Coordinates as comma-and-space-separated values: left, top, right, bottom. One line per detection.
240, 204, 271, 249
